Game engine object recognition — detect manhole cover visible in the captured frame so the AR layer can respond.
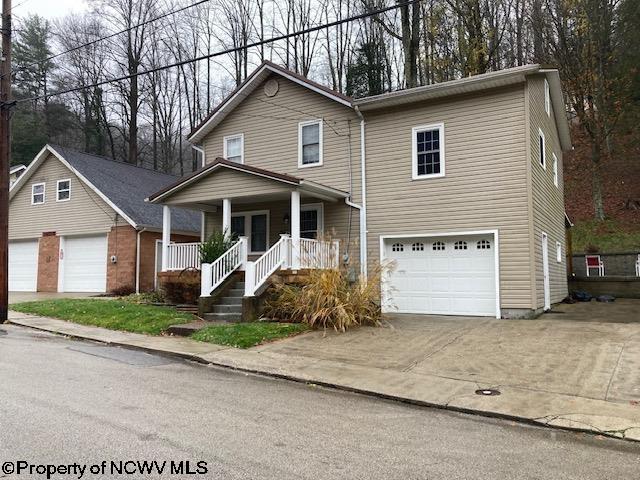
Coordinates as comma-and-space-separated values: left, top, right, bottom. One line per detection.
475, 388, 501, 396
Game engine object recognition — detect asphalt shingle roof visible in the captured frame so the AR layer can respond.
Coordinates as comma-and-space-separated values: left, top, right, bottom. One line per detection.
50, 145, 200, 233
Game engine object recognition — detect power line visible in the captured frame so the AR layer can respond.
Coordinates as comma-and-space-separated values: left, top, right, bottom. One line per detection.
17, 0, 420, 104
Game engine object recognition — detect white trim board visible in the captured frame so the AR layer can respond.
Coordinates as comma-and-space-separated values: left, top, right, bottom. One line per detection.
379, 229, 501, 319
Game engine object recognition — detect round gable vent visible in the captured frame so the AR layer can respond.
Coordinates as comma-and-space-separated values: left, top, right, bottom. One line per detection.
264, 78, 279, 97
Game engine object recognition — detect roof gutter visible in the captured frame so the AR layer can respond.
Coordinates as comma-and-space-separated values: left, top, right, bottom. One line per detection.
353, 105, 368, 277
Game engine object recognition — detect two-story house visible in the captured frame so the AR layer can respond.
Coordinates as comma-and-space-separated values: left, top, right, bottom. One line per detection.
149, 61, 572, 320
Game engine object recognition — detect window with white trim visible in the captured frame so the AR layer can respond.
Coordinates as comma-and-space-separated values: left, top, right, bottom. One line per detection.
556, 241, 562, 263
552, 153, 558, 187
539, 129, 546, 169
412, 123, 445, 179
298, 120, 322, 167
300, 204, 323, 239
223, 134, 244, 163
544, 78, 551, 116
57, 179, 71, 202
31, 183, 45, 205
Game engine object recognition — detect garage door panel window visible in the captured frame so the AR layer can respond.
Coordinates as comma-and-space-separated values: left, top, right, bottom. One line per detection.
57, 179, 71, 202
31, 183, 45, 205
412, 123, 445, 179
432, 241, 445, 251
454, 241, 468, 250
392, 243, 404, 252
411, 242, 424, 251
477, 240, 491, 249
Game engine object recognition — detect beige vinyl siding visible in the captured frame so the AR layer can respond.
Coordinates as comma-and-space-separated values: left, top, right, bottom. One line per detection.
9, 155, 124, 240
201, 74, 362, 203
165, 168, 294, 205
364, 85, 533, 310
527, 76, 568, 307
204, 199, 360, 269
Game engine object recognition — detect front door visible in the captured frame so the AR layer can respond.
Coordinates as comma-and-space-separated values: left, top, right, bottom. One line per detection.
231, 211, 269, 254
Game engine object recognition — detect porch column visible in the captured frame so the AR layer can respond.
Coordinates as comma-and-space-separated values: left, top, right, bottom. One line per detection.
222, 198, 232, 236
291, 190, 301, 269
161, 205, 171, 271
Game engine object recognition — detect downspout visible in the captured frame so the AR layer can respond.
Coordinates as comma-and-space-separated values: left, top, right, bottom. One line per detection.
353, 105, 368, 278
192, 144, 206, 168
135, 228, 147, 294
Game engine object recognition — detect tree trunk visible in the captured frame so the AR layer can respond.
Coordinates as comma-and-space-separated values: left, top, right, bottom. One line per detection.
591, 140, 605, 220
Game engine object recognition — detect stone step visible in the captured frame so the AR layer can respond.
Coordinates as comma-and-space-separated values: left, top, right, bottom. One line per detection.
204, 312, 242, 323
211, 304, 242, 314
218, 296, 242, 306
227, 288, 245, 296
166, 321, 208, 337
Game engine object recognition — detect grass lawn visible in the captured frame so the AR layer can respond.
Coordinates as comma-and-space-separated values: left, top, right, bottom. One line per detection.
10, 299, 193, 335
572, 220, 640, 253
191, 322, 309, 349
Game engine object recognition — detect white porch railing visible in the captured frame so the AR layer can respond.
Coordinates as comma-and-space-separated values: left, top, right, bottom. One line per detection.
200, 238, 248, 297
166, 242, 201, 270
245, 235, 291, 297
299, 238, 340, 269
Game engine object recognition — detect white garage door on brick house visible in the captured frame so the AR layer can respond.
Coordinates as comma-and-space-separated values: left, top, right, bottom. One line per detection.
8, 240, 39, 292
382, 233, 499, 317
60, 235, 108, 293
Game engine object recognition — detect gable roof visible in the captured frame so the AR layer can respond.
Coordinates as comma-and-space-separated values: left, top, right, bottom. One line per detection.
10, 164, 26, 175
147, 157, 349, 204
10, 145, 200, 233
188, 60, 353, 144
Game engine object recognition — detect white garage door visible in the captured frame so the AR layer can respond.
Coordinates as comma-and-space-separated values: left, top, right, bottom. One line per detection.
9, 240, 39, 291
383, 234, 497, 317
62, 235, 108, 293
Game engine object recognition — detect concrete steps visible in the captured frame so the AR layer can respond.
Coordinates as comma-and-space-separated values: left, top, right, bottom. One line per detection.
202, 278, 245, 323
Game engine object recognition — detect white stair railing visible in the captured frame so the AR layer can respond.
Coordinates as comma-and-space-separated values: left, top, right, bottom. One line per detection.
167, 242, 202, 270
200, 237, 248, 297
245, 235, 290, 296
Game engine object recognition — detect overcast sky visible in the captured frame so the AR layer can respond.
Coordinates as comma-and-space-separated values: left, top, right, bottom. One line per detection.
15, 0, 88, 19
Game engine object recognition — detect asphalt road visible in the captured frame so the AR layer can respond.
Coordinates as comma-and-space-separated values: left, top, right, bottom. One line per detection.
1, 325, 639, 480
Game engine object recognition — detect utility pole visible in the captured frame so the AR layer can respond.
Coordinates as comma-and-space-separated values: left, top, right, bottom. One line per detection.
0, 0, 12, 323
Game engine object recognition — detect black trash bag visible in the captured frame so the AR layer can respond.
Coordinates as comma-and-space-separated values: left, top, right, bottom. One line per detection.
596, 295, 616, 303
572, 291, 592, 302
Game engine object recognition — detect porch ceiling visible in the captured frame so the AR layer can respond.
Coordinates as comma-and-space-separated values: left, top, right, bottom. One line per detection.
147, 158, 349, 207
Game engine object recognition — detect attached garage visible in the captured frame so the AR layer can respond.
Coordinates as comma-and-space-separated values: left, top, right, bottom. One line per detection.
8, 240, 39, 292
382, 232, 499, 317
61, 235, 108, 293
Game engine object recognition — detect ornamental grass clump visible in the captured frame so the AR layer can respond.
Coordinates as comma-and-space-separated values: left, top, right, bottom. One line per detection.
199, 229, 238, 264
263, 264, 384, 332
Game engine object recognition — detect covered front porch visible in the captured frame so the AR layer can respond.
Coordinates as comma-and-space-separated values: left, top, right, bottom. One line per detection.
147, 159, 355, 300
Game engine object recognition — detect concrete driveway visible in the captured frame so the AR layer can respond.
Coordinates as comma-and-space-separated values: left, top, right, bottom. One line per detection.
9, 291, 98, 304
255, 299, 640, 405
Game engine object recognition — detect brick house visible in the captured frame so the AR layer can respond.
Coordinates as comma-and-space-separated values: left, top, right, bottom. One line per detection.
8, 144, 200, 294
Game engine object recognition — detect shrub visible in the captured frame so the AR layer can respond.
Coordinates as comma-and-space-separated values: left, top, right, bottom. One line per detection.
162, 268, 200, 304
122, 291, 166, 304
199, 229, 238, 264
263, 264, 384, 332
110, 285, 135, 297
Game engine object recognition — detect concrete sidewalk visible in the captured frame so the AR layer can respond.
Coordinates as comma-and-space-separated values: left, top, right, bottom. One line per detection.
8, 302, 640, 442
